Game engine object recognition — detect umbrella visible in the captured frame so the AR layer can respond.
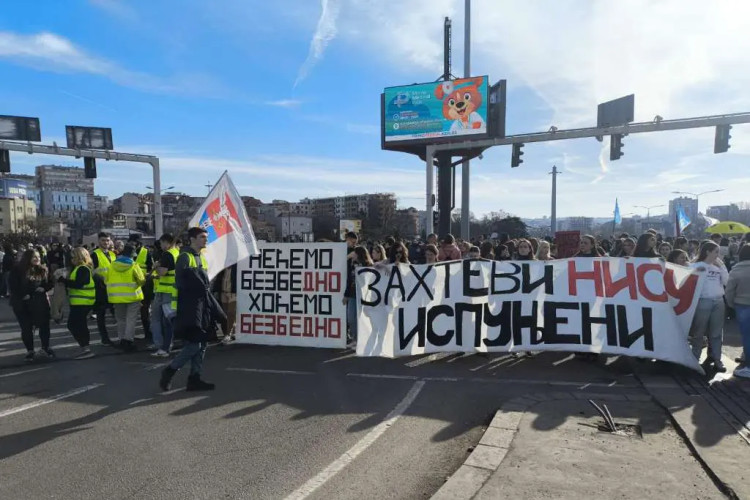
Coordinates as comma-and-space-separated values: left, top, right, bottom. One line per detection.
705, 221, 750, 234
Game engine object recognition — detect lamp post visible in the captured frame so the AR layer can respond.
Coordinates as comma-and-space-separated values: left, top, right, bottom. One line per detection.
634, 204, 665, 228
146, 185, 174, 234
671, 189, 725, 213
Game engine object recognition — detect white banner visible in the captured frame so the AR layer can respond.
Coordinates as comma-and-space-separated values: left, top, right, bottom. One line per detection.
235, 242, 347, 348
356, 258, 705, 371
189, 171, 259, 280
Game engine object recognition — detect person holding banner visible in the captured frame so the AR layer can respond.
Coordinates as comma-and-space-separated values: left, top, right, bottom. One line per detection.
344, 245, 373, 344
633, 233, 661, 258
160, 227, 225, 391
689, 240, 729, 372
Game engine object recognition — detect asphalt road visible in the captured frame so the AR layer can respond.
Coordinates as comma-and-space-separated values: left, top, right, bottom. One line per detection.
0, 302, 656, 500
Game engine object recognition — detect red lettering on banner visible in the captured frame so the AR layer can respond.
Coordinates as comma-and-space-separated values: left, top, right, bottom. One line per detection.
601, 261, 637, 299
567, 260, 603, 297
241, 313, 341, 338
664, 269, 699, 315
636, 263, 667, 302
303, 272, 342, 292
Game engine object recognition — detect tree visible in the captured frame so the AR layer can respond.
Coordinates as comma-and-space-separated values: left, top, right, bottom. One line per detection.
491, 216, 528, 239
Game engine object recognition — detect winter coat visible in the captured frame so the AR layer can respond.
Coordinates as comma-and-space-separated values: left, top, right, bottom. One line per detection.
726, 260, 750, 307
174, 250, 226, 342
438, 244, 462, 262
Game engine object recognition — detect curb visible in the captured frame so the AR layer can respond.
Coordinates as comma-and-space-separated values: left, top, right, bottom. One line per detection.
431, 391, 651, 500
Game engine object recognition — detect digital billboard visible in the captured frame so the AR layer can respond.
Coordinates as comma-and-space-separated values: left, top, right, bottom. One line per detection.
383, 76, 489, 145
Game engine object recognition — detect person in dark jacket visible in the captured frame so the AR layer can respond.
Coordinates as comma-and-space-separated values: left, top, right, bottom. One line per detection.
9, 249, 54, 361
60, 247, 96, 359
2, 245, 16, 298
160, 227, 225, 391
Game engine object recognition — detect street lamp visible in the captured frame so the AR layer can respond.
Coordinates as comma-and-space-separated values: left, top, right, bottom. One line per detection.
146, 185, 174, 193
671, 189, 725, 213
634, 204, 665, 227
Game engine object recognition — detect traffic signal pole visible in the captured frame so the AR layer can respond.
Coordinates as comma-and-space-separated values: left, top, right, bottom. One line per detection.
0, 140, 164, 237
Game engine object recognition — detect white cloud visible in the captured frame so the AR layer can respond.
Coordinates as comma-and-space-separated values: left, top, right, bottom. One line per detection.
294, 0, 341, 88
264, 99, 303, 108
0, 31, 224, 96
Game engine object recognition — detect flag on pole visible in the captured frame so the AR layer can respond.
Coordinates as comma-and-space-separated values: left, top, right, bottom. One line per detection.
613, 198, 622, 224
188, 171, 259, 280
676, 204, 691, 234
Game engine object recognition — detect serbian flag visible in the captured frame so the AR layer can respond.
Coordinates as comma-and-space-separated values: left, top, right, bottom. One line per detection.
188, 171, 259, 280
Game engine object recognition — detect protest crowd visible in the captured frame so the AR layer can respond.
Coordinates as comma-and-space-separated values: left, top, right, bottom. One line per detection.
4, 225, 750, 390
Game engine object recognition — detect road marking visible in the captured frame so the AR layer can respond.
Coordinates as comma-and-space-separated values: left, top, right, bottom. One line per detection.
0, 383, 103, 418
405, 352, 451, 367
322, 352, 357, 363
159, 388, 183, 396
345, 372, 639, 388
0, 367, 50, 378
347, 373, 418, 381
285, 380, 425, 500
228, 368, 316, 376
130, 398, 154, 405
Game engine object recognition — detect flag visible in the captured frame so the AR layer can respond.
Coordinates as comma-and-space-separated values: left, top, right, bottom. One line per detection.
188, 171, 259, 280
676, 204, 691, 233
613, 198, 622, 225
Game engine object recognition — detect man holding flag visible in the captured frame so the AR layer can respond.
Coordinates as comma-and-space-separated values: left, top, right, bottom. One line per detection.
160, 172, 259, 391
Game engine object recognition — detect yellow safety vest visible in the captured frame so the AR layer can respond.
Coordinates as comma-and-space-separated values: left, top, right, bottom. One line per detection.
93, 248, 115, 281
106, 262, 145, 304
171, 252, 208, 311
155, 247, 180, 294
68, 266, 96, 306
135, 247, 149, 273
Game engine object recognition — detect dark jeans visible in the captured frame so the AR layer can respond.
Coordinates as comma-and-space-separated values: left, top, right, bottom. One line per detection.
95, 302, 111, 340
12, 301, 50, 352
68, 305, 91, 347
141, 299, 152, 338
169, 341, 206, 376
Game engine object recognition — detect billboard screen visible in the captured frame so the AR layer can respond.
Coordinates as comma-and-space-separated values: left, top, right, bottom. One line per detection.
0, 179, 28, 198
0, 115, 41, 142
66, 126, 114, 150
383, 76, 489, 144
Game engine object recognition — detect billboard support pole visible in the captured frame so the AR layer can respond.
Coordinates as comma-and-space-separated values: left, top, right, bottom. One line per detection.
461, 0, 471, 241
426, 146, 435, 235
437, 153, 453, 236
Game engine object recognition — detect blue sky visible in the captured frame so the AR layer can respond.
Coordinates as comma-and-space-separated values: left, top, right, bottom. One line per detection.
0, 0, 748, 218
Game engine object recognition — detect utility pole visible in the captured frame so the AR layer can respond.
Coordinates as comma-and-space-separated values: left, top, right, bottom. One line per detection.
549, 165, 560, 234
436, 18, 453, 237
204, 182, 213, 195
460, 0, 471, 241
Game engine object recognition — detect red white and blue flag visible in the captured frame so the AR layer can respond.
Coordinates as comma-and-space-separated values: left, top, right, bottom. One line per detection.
189, 171, 259, 280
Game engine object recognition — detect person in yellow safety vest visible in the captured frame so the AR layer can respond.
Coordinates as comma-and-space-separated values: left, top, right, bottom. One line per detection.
128, 234, 154, 342
106, 244, 146, 353
160, 226, 225, 392
151, 233, 180, 357
91, 232, 115, 345
60, 247, 97, 359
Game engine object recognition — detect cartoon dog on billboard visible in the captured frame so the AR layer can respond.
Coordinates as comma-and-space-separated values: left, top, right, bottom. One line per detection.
435, 77, 486, 133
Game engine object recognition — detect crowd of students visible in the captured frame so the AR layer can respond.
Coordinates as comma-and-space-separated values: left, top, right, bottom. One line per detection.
344, 229, 750, 379
4, 229, 230, 391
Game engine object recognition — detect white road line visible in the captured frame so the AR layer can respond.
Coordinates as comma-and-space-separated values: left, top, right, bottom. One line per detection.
284, 380, 425, 500
228, 368, 316, 376
405, 352, 451, 368
144, 363, 169, 371
0, 367, 50, 378
130, 398, 154, 405
159, 388, 183, 396
345, 372, 639, 388
346, 373, 419, 381
0, 383, 103, 418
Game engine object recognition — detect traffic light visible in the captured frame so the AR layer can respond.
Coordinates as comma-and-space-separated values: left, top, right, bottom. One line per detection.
84, 157, 97, 179
511, 143, 524, 167
714, 124, 732, 154
0, 149, 9, 173
610, 134, 624, 161
432, 210, 439, 228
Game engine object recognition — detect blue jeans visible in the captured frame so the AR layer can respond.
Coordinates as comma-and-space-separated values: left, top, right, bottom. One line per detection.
734, 304, 750, 361
689, 297, 725, 362
169, 341, 206, 376
150, 292, 174, 351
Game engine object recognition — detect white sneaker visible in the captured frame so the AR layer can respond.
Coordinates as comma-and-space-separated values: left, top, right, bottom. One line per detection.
221, 336, 233, 345
151, 349, 169, 358
733, 367, 750, 379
